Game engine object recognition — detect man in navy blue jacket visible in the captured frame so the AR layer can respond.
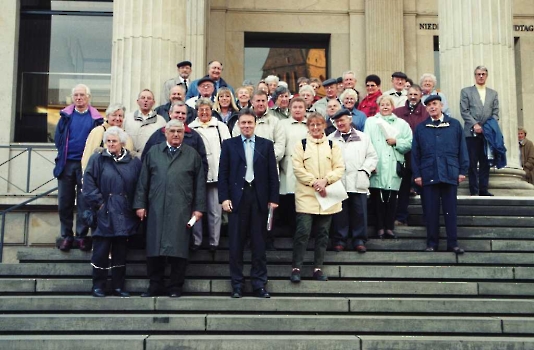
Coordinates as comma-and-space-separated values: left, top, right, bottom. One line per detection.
218, 108, 279, 298
412, 95, 469, 254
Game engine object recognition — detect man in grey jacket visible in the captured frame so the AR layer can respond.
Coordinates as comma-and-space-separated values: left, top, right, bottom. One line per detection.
460, 65, 499, 196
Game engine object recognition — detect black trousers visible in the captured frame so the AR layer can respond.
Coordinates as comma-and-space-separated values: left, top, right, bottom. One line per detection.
91, 236, 128, 290
146, 256, 188, 294
228, 182, 267, 290
332, 193, 368, 247
370, 188, 398, 231
466, 136, 490, 195
58, 160, 89, 238
422, 183, 459, 249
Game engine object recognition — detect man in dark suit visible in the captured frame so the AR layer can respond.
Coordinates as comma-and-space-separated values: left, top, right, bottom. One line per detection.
460, 65, 499, 196
218, 108, 279, 298
412, 95, 469, 254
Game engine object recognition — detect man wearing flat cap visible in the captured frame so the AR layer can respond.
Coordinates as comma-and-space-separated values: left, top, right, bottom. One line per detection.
311, 78, 338, 118
328, 108, 377, 252
383, 71, 408, 108
412, 94, 469, 254
161, 60, 193, 104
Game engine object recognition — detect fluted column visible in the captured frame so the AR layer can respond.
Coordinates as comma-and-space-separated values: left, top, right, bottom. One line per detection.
185, 0, 208, 81
111, 0, 186, 111
439, 0, 532, 194
365, 0, 405, 80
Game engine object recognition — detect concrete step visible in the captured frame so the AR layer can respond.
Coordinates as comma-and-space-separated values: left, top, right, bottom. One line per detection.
0, 263, 522, 281
3, 334, 534, 350
0, 314, 514, 334
1, 296, 533, 315
17, 247, 534, 266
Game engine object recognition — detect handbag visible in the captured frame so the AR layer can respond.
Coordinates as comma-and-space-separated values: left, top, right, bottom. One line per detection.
393, 150, 406, 178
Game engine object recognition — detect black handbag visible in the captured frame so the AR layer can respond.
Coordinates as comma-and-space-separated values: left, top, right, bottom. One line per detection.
394, 151, 406, 178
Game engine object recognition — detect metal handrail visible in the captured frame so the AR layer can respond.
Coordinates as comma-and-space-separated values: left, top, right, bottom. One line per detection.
0, 145, 56, 193
0, 186, 58, 262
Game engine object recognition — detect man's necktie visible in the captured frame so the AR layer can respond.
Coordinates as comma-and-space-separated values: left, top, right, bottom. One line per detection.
245, 139, 254, 183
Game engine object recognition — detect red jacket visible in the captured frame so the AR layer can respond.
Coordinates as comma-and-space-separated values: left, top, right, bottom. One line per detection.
358, 90, 382, 117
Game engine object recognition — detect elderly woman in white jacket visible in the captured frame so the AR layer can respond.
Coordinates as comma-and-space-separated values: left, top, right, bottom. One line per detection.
328, 109, 378, 253
278, 97, 309, 230
189, 98, 232, 251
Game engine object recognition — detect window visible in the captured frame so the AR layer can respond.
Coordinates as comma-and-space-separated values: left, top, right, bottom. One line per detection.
15, 0, 112, 143
244, 33, 329, 94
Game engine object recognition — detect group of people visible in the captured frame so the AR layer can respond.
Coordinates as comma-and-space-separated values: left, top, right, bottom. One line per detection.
53, 60, 508, 298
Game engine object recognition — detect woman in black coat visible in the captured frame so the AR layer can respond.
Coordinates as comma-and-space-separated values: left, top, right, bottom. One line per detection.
83, 126, 142, 297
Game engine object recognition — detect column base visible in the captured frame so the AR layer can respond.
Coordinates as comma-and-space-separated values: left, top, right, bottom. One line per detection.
459, 168, 534, 196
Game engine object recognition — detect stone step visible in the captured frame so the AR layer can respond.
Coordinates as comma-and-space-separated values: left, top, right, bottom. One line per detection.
3, 335, 534, 350
17, 247, 534, 265
0, 263, 522, 281
0, 314, 515, 334
408, 205, 534, 216
1, 296, 533, 315
0, 278, 488, 296
407, 215, 534, 227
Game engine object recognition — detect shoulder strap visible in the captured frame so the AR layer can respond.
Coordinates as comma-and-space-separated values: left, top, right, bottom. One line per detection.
329, 140, 333, 149
99, 125, 107, 148
301, 139, 307, 152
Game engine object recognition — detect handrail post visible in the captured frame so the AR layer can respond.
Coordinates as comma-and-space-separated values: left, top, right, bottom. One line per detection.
0, 212, 6, 263
26, 147, 32, 193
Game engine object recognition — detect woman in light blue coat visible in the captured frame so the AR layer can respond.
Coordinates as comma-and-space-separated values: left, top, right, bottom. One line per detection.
364, 95, 412, 239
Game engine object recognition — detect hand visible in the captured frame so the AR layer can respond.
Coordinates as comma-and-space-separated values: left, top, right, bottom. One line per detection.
414, 177, 422, 187
313, 179, 328, 193
386, 138, 396, 146
222, 200, 233, 212
268, 202, 279, 210
192, 211, 203, 220
318, 189, 327, 198
136, 209, 146, 221
473, 123, 483, 134
458, 175, 466, 183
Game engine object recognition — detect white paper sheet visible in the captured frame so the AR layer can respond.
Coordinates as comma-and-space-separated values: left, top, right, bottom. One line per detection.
315, 180, 348, 211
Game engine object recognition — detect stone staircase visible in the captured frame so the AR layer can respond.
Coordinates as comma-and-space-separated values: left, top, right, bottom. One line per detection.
1, 197, 534, 349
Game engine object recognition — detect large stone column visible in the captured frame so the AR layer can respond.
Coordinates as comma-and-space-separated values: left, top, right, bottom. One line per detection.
365, 0, 405, 81
111, 0, 186, 111
185, 0, 208, 81
0, 0, 19, 193
439, 0, 532, 195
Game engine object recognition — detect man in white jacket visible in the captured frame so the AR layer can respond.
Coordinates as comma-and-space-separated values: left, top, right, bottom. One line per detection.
328, 109, 378, 252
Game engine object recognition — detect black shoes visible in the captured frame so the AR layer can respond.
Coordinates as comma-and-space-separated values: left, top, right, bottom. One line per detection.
231, 288, 242, 298
424, 246, 436, 252
313, 269, 328, 281
141, 290, 164, 297
59, 237, 73, 252
77, 237, 92, 252
290, 268, 301, 283
447, 246, 465, 254
265, 242, 277, 251
190, 244, 200, 251
253, 288, 270, 298
169, 291, 181, 298
209, 244, 218, 252
479, 191, 494, 196
112, 289, 130, 297
92, 288, 106, 298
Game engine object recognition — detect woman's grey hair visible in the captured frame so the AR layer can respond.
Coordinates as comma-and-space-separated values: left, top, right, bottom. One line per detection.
265, 75, 280, 84
103, 126, 128, 145
419, 73, 437, 87
167, 119, 184, 129
278, 81, 288, 89
299, 84, 315, 96
339, 88, 358, 102
105, 103, 126, 117
196, 97, 213, 109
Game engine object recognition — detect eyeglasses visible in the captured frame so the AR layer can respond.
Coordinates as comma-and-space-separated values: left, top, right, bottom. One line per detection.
366, 84, 377, 87
476, 73, 487, 76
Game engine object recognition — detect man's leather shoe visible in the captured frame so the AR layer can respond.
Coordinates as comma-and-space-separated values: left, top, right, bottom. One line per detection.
92, 288, 106, 297
190, 244, 200, 251
479, 191, 494, 196
384, 230, 396, 239
169, 291, 181, 298
333, 245, 344, 252
355, 245, 367, 253
209, 244, 218, 252
447, 246, 465, 254
231, 288, 242, 298
290, 269, 301, 283
253, 288, 270, 298
112, 289, 130, 297
77, 237, 92, 252
141, 290, 163, 297
424, 246, 436, 252
59, 237, 73, 252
